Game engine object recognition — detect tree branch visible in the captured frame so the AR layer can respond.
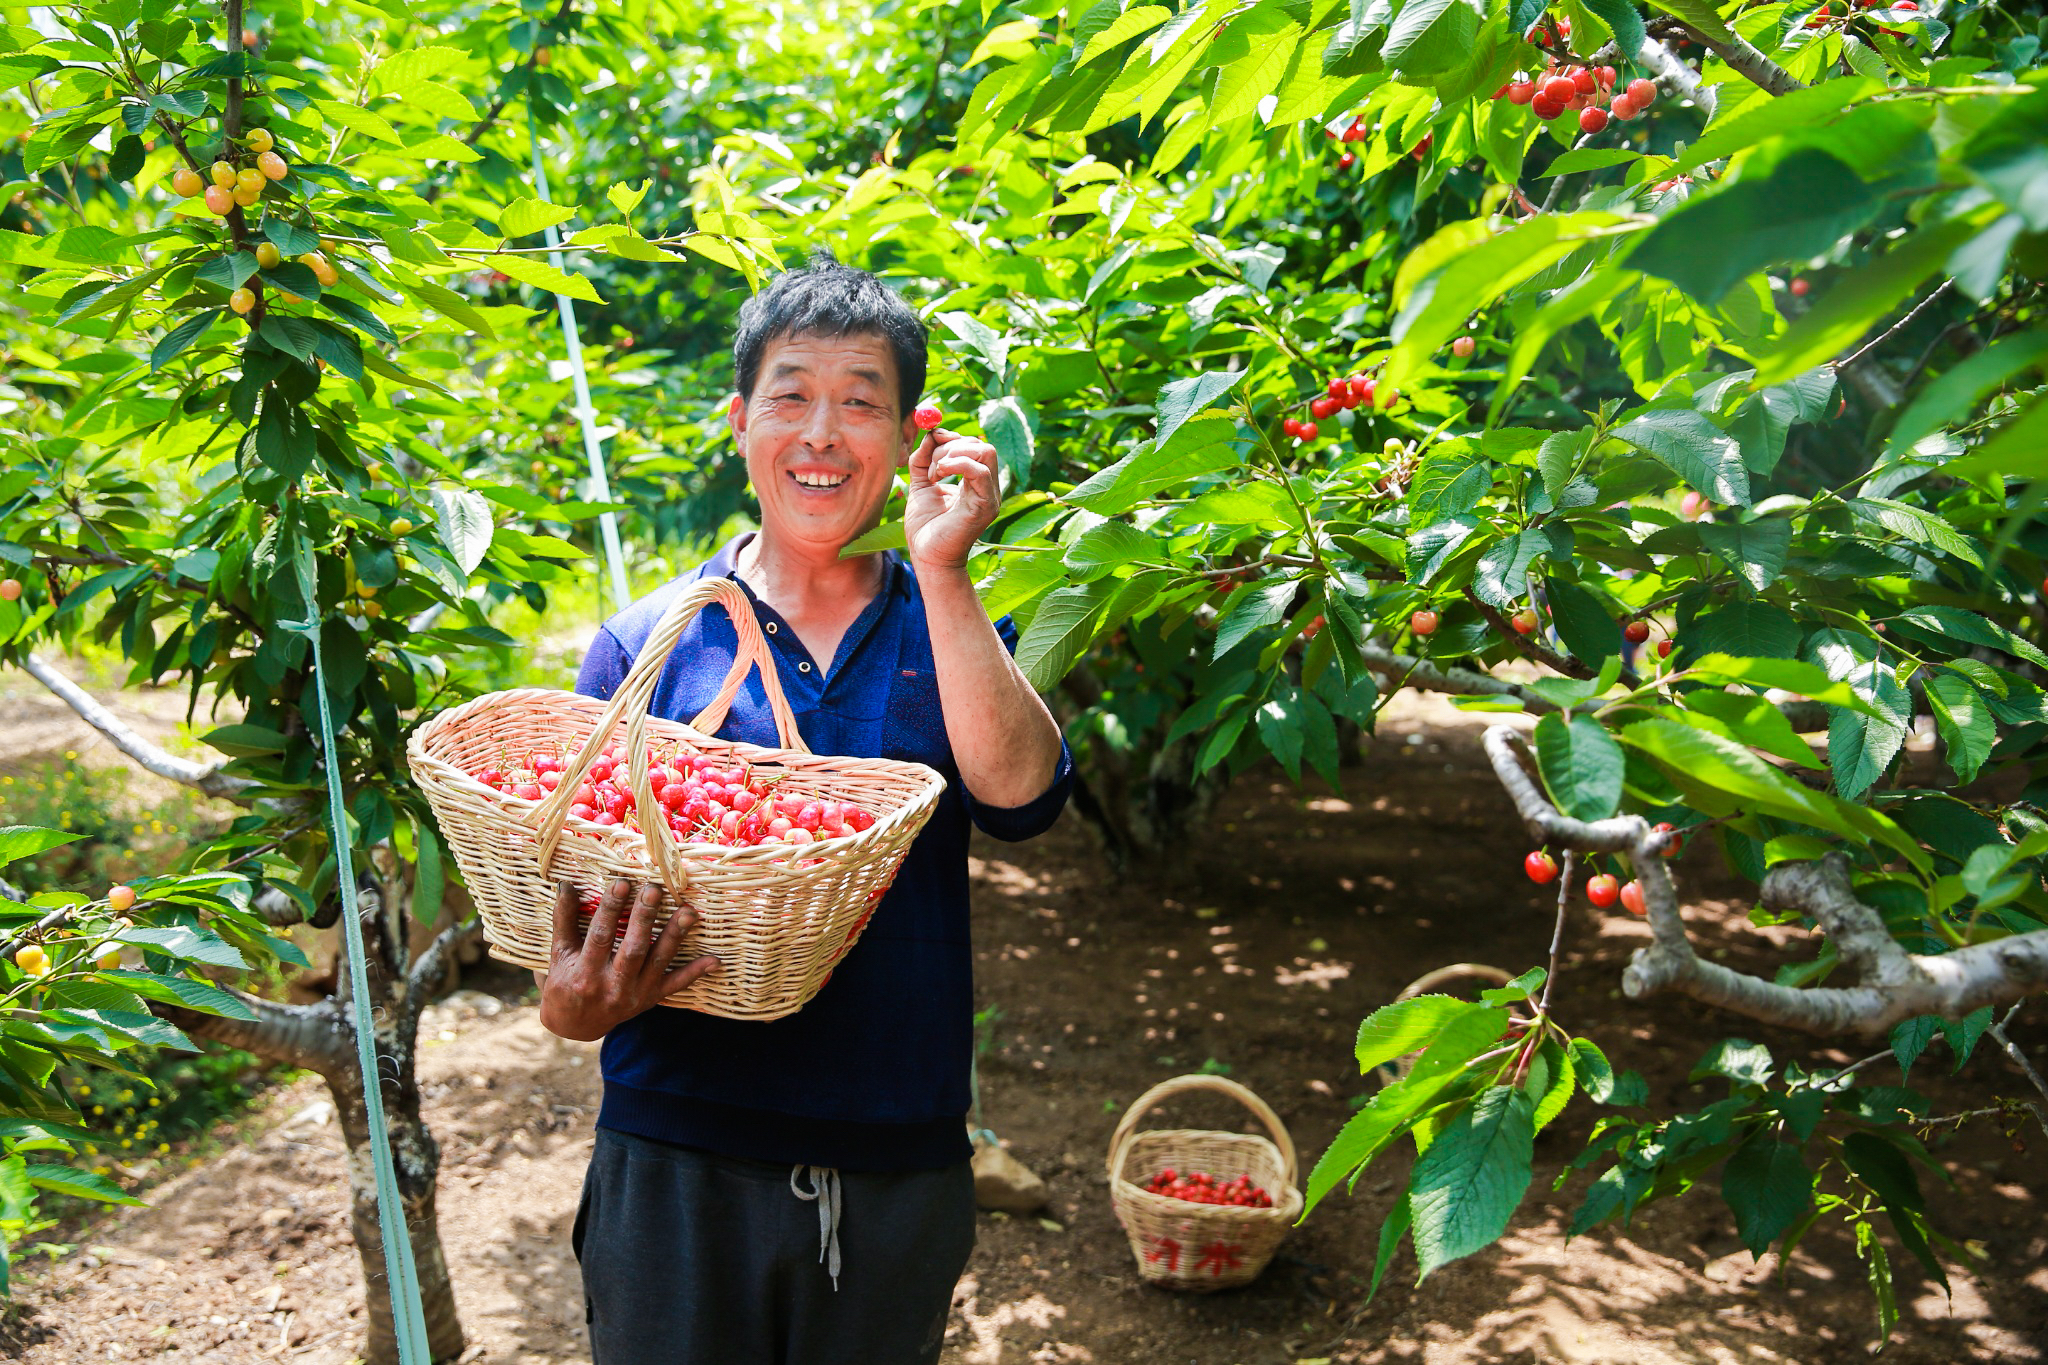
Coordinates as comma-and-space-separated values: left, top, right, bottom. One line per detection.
1633, 34, 1716, 118
19, 653, 255, 801
397, 916, 483, 1038
1482, 726, 2048, 1037
1360, 642, 1562, 712
1648, 16, 1803, 98
157, 990, 351, 1077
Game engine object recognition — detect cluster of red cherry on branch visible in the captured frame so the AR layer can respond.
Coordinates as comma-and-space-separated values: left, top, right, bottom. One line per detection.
1523, 822, 1686, 917
1493, 28, 1662, 135
1282, 374, 1399, 444
1142, 1168, 1276, 1208
471, 743, 877, 848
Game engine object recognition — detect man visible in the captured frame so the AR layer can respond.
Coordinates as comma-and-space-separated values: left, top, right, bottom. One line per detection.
537, 253, 1071, 1364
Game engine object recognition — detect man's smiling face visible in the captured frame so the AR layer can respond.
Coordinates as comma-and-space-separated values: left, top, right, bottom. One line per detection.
728, 331, 919, 556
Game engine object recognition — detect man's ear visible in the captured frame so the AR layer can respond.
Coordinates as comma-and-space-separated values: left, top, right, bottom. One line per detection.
898, 413, 921, 468
726, 393, 748, 449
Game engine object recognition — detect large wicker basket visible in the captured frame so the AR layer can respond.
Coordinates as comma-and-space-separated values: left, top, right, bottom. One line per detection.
1107, 1075, 1303, 1291
406, 576, 946, 1021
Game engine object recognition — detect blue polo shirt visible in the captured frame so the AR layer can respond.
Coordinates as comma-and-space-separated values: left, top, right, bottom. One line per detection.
572, 532, 1073, 1171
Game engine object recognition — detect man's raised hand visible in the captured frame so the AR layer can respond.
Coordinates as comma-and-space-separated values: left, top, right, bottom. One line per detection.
904, 427, 1000, 573
538, 877, 720, 1042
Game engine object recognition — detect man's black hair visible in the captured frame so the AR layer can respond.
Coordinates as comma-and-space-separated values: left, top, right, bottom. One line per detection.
733, 251, 927, 418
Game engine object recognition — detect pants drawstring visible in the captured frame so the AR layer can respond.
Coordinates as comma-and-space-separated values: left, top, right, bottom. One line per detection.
790, 1164, 842, 1290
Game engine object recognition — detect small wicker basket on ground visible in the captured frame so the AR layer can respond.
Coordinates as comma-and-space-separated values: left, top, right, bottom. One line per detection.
406, 576, 946, 1021
1107, 1075, 1303, 1291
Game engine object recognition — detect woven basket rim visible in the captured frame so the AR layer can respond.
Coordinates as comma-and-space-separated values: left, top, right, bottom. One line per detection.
406, 685, 946, 872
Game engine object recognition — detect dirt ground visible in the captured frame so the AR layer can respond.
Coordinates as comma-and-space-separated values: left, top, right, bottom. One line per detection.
5, 696, 2047, 1364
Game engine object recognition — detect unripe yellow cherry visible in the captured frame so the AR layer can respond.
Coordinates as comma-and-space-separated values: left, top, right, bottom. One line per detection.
300, 252, 339, 286
245, 127, 275, 154
209, 160, 237, 188
14, 945, 49, 977
257, 150, 288, 180
203, 184, 234, 215
236, 167, 264, 194
354, 581, 377, 600
277, 290, 304, 304
362, 601, 383, 618
230, 287, 257, 315
107, 885, 136, 912
255, 241, 282, 269
391, 517, 415, 536
171, 167, 204, 197
232, 181, 261, 207
95, 946, 122, 972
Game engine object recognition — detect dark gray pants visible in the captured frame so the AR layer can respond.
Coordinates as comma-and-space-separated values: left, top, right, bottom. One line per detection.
573, 1127, 976, 1365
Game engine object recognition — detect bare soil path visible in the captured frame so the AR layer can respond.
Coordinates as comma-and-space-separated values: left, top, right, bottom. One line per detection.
6, 703, 2045, 1364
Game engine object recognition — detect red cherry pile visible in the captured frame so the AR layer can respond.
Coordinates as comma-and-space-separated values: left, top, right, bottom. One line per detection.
1143, 1168, 1274, 1208
471, 742, 878, 847
1283, 374, 1397, 444
1494, 59, 1659, 133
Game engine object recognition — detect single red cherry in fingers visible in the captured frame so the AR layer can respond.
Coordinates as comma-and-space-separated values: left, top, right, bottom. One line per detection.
1623, 619, 1650, 643
1579, 106, 1609, 134
1627, 77, 1656, 106
1525, 851, 1559, 884
1586, 874, 1620, 908
1620, 880, 1647, 916
1511, 608, 1539, 635
1451, 335, 1475, 359
913, 404, 942, 430
1410, 609, 1439, 636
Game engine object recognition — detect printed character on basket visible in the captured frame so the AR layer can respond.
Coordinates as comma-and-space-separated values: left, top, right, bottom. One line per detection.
535, 252, 1072, 1365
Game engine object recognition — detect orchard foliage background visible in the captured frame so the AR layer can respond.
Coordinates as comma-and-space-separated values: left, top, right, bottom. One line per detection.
1, 0, 2046, 1349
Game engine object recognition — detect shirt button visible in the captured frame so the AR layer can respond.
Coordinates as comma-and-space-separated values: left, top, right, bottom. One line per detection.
764, 622, 778, 634
798, 661, 812, 673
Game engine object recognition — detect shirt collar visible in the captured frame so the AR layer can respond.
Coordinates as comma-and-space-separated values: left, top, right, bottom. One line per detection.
708, 531, 913, 601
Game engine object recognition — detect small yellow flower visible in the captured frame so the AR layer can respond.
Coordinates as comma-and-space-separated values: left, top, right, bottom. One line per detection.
156, 1144, 169, 1154
132, 823, 146, 836
119, 1139, 132, 1149
90, 1105, 103, 1116
63, 750, 77, 760
94, 1166, 111, 1176
147, 1097, 160, 1108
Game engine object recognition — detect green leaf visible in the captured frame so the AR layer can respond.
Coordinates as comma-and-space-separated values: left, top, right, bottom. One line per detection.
430, 487, 494, 575
487, 252, 604, 304
1408, 1085, 1537, 1280
1629, 149, 1881, 304
199, 724, 288, 757
149, 310, 219, 371
1153, 369, 1245, 446
1408, 449, 1490, 528
1695, 518, 1791, 594
103, 970, 254, 1020
1681, 654, 1881, 714
1926, 673, 1994, 785
0, 826, 86, 866
1471, 530, 1548, 610
1845, 499, 1983, 568
24, 1164, 142, 1206
1721, 1137, 1817, 1258
1612, 409, 1750, 506
1016, 580, 1112, 689
498, 197, 577, 238
1691, 1037, 1774, 1086
1534, 713, 1625, 822
1061, 522, 1153, 578
1688, 600, 1803, 660
1889, 1015, 1941, 1079
1368, 1193, 1412, 1300
1303, 1006, 1508, 1215
1680, 691, 1824, 769
607, 180, 651, 215
977, 395, 1037, 489
1890, 605, 2048, 669
1213, 577, 1298, 660
1752, 214, 1985, 385
1580, 0, 1647, 60
1545, 578, 1619, 665
1885, 333, 2048, 456
117, 926, 246, 969
1355, 994, 1486, 1076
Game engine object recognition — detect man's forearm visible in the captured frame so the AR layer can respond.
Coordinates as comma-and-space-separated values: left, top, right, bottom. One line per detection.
919, 565, 1063, 808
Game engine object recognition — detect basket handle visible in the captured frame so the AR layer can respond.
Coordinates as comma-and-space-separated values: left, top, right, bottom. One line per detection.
1106, 1074, 1298, 1191
532, 576, 807, 894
